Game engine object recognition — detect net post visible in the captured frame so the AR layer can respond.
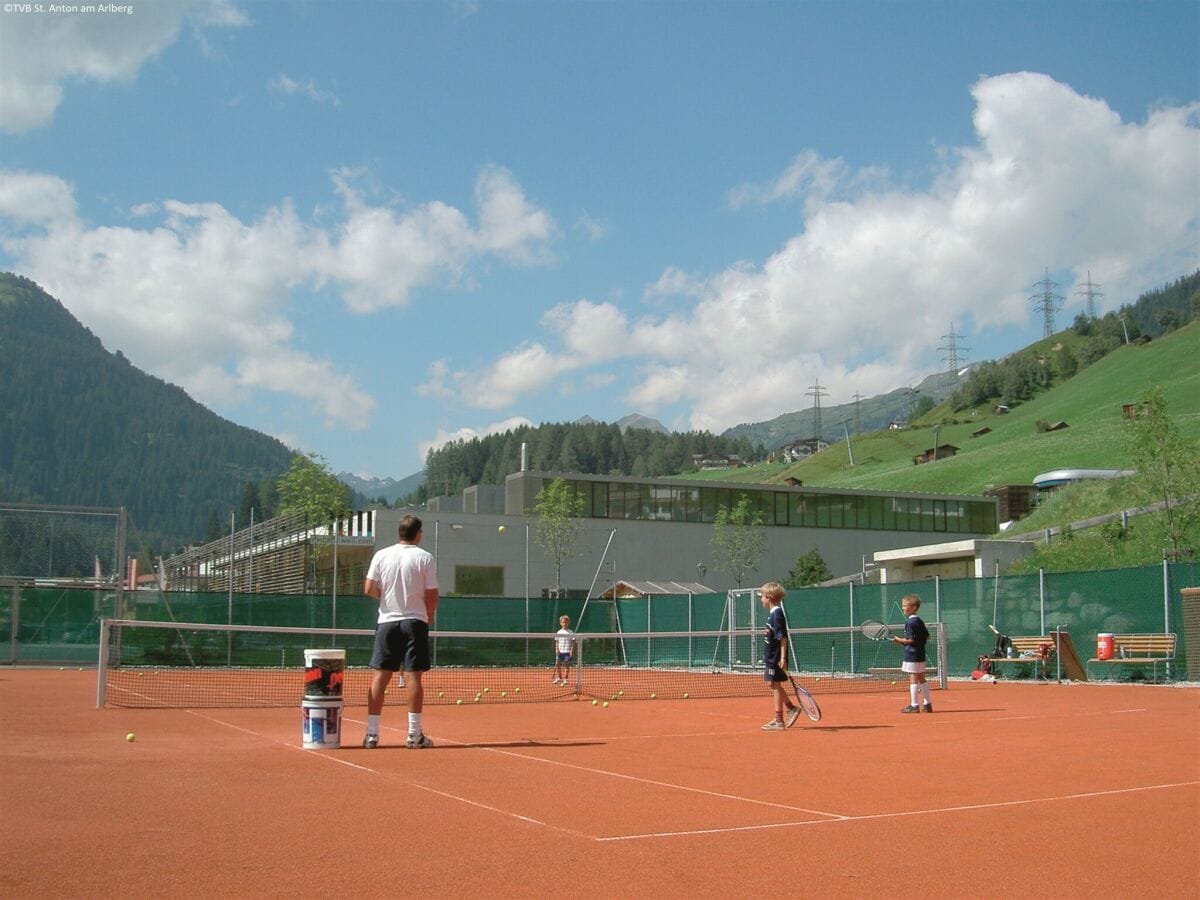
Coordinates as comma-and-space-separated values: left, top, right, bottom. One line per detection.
936, 621, 949, 690
96, 617, 111, 708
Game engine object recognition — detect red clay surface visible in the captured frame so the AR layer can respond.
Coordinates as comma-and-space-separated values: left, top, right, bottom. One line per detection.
2, 669, 1197, 898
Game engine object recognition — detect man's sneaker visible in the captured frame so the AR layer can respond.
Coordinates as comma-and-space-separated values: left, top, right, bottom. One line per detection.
362, 734, 379, 749
785, 706, 802, 728
923, 703, 934, 713
761, 719, 786, 731
397, 676, 405, 688
900, 704, 921, 714
406, 732, 434, 749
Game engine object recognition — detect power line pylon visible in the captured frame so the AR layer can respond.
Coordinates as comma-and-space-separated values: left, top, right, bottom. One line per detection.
807, 379, 829, 442
1075, 271, 1103, 320
1030, 268, 1064, 337
939, 322, 970, 373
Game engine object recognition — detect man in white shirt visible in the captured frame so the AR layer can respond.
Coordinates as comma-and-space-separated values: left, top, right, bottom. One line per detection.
361, 514, 439, 749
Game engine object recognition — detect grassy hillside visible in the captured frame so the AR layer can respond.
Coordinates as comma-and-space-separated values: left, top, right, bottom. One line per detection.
764, 320, 1199, 495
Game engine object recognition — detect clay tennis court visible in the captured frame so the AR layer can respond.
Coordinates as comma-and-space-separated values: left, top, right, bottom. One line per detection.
2, 669, 1197, 898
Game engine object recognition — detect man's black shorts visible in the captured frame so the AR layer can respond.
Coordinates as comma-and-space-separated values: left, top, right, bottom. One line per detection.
370, 619, 431, 672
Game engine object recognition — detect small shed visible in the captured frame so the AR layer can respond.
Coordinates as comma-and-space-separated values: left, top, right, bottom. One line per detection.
1046, 421, 1070, 431
912, 444, 960, 465
600, 580, 716, 599
971, 426, 992, 438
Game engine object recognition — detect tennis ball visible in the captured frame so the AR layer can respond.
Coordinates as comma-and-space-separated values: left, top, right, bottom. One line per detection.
891, 680, 897, 685
500, 691, 507, 698
498, 525, 506, 533
514, 687, 520, 693
650, 693, 656, 699
125, 732, 136, 742
438, 691, 444, 698
592, 699, 598, 706
618, 690, 624, 696
603, 701, 609, 708
482, 687, 489, 693
683, 692, 689, 699
456, 699, 463, 705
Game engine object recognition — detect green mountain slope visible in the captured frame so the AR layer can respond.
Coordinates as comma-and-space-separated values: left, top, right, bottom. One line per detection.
770, 321, 1200, 495
0, 273, 295, 552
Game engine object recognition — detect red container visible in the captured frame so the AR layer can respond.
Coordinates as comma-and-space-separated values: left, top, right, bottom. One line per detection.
1096, 633, 1115, 661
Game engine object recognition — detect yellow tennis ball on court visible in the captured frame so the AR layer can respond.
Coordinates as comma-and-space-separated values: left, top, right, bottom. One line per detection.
891, 680, 897, 685
498, 525, 505, 533
501, 691, 507, 698
683, 692, 689, 699
514, 687, 520, 694
603, 701, 609, 708
125, 732, 136, 742
456, 699, 463, 705
592, 699, 598, 706
482, 687, 489, 693
650, 693, 656, 699
618, 690, 624, 696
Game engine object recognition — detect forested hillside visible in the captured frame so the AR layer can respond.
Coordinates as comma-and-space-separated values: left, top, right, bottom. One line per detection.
417, 421, 754, 503
0, 273, 295, 553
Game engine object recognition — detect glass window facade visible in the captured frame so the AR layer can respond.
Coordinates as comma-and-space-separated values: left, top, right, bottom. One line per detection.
557, 478, 997, 535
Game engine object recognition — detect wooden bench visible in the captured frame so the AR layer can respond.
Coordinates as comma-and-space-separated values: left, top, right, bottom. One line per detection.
1086, 633, 1177, 682
987, 636, 1058, 680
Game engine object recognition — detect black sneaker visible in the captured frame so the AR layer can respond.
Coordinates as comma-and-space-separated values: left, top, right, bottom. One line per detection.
900, 705, 921, 714
362, 734, 379, 749
923, 703, 934, 713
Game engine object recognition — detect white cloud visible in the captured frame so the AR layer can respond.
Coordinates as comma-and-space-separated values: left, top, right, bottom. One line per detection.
0, 165, 555, 429
418, 415, 534, 462
0, 0, 247, 133
644, 266, 704, 300
430, 73, 1200, 432
268, 74, 341, 107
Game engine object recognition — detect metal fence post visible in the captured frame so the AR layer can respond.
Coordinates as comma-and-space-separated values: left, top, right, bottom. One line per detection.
1039, 568, 1047, 635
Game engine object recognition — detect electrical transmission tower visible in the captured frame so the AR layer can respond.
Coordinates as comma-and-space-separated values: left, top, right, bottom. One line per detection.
1030, 268, 1064, 337
807, 379, 829, 441
939, 322, 970, 373
853, 391, 863, 434
905, 386, 920, 419
1075, 271, 1103, 320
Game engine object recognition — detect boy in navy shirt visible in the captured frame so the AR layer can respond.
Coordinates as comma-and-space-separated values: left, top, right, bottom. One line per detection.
893, 594, 932, 713
760, 582, 801, 730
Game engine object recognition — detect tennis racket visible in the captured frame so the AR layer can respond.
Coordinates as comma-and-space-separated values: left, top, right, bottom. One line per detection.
860, 619, 893, 642
788, 675, 821, 722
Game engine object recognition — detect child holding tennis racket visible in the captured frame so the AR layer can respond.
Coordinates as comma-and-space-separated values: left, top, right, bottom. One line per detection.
894, 594, 932, 713
760, 582, 802, 730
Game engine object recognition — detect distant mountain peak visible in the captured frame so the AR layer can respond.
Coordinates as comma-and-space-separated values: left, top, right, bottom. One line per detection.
574, 413, 669, 434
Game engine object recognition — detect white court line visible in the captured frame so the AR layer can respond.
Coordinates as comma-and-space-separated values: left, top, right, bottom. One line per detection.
435, 734, 840, 819
181, 709, 1197, 845
598, 781, 1200, 842
182, 710, 594, 839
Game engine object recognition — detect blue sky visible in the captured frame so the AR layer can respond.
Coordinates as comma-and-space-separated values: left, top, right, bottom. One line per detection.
1, 1, 1197, 480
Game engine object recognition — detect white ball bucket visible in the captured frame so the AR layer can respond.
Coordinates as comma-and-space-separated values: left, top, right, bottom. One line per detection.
301, 696, 343, 750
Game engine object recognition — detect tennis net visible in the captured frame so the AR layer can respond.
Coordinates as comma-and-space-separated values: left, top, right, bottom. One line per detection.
97, 618, 947, 708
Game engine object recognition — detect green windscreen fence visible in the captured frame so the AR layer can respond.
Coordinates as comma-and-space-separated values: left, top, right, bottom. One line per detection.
3, 562, 1196, 679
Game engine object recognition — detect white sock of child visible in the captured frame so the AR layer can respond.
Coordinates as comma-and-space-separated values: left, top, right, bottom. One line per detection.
408, 711, 422, 737
921, 682, 932, 704
367, 714, 380, 735
910, 684, 920, 706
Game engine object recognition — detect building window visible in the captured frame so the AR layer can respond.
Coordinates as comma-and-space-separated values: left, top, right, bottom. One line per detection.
454, 565, 504, 596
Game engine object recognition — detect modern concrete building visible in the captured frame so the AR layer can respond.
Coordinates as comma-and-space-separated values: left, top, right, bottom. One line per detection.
376, 470, 999, 599
873, 538, 1034, 583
